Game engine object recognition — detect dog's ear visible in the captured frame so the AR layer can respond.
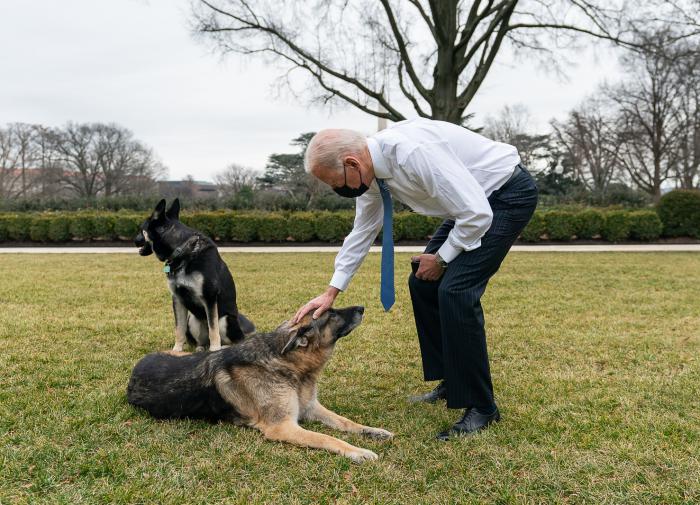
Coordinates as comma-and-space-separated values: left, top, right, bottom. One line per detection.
281, 325, 311, 354
166, 198, 180, 221
152, 199, 166, 221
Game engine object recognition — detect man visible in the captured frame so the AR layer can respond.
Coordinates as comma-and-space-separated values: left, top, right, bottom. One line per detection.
293, 118, 538, 440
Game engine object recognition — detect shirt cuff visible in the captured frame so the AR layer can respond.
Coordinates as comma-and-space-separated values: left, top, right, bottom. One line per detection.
437, 240, 462, 263
330, 270, 352, 292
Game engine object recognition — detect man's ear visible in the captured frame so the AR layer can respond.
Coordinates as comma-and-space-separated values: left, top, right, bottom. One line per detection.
344, 155, 360, 170
152, 199, 166, 221
281, 325, 311, 355
166, 198, 180, 220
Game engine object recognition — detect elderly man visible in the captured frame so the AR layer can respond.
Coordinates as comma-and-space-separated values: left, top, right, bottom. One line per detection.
294, 118, 538, 439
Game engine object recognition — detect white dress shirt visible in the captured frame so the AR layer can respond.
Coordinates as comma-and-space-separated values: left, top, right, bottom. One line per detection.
330, 117, 521, 292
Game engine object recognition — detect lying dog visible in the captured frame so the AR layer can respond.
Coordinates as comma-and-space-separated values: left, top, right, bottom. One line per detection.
126, 306, 393, 462
134, 198, 254, 351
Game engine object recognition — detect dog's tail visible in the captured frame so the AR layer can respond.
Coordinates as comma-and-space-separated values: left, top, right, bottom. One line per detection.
237, 313, 256, 337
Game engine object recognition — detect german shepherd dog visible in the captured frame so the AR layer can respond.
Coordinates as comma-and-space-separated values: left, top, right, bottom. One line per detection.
134, 198, 255, 351
127, 306, 393, 463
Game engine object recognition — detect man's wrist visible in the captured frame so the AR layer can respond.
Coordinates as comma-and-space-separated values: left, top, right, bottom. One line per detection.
434, 252, 448, 269
326, 286, 341, 299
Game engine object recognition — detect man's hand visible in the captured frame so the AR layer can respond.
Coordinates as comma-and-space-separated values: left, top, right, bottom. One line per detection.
412, 254, 445, 281
293, 286, 341, 323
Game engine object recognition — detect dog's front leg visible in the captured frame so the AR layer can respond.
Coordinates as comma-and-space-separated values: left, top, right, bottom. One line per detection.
260, 419, 379, 464
205, 302, 222, 351
304, 401, 394, 440
172, 296, 188, 352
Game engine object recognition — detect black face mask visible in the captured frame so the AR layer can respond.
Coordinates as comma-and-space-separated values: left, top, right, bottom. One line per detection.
333, 165, 369, 198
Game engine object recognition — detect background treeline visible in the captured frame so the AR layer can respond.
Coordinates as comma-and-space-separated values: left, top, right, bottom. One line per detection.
1, 189, 698, 244
0, 122, 165, 203
1, 31, 697, 213
482, 31, 699, 206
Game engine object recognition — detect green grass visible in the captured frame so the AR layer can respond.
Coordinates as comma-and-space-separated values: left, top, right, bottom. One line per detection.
1, 252, 699, 504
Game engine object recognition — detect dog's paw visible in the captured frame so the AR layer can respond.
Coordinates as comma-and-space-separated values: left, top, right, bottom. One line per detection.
362, 427, 394, 440
209, 344, 222, 352
195, 346, 205, 352
172, 344, 184, 352
347, 448, 378, 464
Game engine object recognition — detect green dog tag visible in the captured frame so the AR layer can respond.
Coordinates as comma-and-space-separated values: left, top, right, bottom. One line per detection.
163, 264, 171, 273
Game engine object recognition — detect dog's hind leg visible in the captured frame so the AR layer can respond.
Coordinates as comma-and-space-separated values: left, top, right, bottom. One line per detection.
205, 302, 222, 351
172, 297, 189, 352
260, 419, 379, 464
303, 401, 393, 440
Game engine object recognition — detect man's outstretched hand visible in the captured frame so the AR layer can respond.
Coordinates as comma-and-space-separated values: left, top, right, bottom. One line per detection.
293, 286, 341, 323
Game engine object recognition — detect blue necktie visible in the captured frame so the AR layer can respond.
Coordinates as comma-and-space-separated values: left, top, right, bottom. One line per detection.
376, 179, 394, 311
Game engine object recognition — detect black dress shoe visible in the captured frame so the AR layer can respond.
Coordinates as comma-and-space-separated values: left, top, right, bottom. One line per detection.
436, 407, 501, 441
408, 381, 447, 403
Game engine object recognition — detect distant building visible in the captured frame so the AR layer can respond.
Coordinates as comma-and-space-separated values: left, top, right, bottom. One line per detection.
157, 179, 218, 199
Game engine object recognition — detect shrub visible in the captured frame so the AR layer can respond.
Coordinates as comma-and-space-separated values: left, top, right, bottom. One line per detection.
114, 215, 141, 239
92, 215, 116, 240
29, 216, 51, 242
545, 211, 577, 241
396, 212, 435, 241
69, 214, 95, 241
520, 211, 546, 242
48, 216, 71, 242
184, 212, 218, 239
257, 214, 288, 242
286, 212, 316, 242
315, 212, 354, 242
657, 189, 700, 238
0, 216, 9, 241
229, 214, 258, 242
6, 214, 32, 241
210, 212, 233, 242
575, 209, 605, 239
627, 210, 662, 241
601, 211, 630, 242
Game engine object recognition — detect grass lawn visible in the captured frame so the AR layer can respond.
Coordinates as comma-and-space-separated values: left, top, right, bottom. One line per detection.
1, 252, 699, 504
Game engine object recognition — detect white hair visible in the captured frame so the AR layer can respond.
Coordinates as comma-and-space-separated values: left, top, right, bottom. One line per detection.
304, 129, 367, 173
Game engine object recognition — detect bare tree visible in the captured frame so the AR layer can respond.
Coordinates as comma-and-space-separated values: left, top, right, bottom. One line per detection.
482, 104, 549, 167
606, 31, 689, 201
94, 124, 165, 196
46, 122, 164, 198
191, 0, 656, 125
483, 104, 531, 144
551, 97, 620, 192
0, 123, 42, 199
672, 39, 700, 188
46, 123, 105, 198
214, 163, 258, 195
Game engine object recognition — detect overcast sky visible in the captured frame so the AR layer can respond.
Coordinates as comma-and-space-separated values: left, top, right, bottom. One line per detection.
0, 0, 622, 181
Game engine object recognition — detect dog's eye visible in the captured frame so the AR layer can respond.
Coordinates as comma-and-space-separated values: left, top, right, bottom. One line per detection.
297, 337, 308, 348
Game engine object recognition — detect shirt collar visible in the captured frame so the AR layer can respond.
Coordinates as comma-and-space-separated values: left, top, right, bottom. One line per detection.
367, 137, 392, 179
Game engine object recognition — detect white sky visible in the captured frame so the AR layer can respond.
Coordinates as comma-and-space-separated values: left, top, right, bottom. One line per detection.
0, 0, 622, 181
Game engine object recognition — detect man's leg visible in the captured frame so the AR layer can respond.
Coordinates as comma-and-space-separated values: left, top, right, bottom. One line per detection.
438, 170, 538, 414
408, 219, 454, 381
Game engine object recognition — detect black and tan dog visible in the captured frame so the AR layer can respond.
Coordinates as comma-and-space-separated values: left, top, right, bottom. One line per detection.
134, 198, 255, 351
127, 306, 393, 462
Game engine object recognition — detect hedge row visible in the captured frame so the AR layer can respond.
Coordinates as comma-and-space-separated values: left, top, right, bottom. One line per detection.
520, 209, 664, 242
1, 191, 698, 243
0, 210, 448, 244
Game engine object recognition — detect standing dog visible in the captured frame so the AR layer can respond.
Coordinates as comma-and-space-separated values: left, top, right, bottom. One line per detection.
134, 198, 255, 351
127, 306, 393, 463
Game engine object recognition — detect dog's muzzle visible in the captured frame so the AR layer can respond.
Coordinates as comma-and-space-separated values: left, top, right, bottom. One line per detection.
134, 232, 153, 256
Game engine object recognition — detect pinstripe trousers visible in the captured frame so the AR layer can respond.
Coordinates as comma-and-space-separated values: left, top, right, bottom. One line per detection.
408, 166, 538, 410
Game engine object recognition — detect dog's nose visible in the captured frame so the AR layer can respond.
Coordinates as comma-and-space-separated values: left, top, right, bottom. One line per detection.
356, 306, 365, 314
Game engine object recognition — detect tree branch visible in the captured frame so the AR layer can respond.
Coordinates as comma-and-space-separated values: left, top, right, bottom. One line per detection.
377, 0, 432, 101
